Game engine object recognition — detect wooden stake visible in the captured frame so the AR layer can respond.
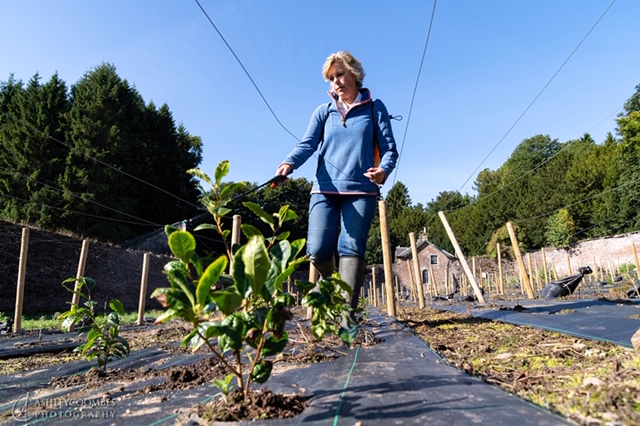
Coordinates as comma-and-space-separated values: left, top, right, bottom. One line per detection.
497, 243, 504, 294
506, 222, 535, 299
406, 260, 416, 301
13, 228, 29, 333
566, 254, 572, 276
409, 232, 426, 308
230, 214, 241, 272
632, 243, 639, 278
372, 266, 378, 307
534, 260, 541, 291
429, 265, 437, 298
526, 253, 533, 289
72, 240, 90, 307
137, 253, 150, 326
438, 212, 485, 303
472, 256, 477, 281
379, 200, 396, 317
541, 247, 549, 284
306, 264, 318, 319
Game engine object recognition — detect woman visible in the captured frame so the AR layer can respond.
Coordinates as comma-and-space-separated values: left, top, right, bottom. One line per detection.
276, 51, 398, 313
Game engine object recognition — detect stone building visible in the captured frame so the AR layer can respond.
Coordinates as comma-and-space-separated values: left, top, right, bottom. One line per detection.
392, 238, 462, 296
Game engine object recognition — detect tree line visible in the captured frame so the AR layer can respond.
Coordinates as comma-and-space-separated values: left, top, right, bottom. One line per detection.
415, 83, 640, 260
1, 64, 639, 263
0, 63, 203, 243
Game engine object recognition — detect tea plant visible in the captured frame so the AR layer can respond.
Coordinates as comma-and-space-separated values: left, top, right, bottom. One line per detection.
59, 277, 130, 372
151, 160, 356, 400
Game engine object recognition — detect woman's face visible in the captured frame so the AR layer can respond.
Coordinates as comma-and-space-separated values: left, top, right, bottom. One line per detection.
327, 61, 357, 104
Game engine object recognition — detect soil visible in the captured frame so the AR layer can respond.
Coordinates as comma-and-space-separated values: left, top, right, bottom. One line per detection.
3, 298, 640, 423
1, 314, 381, 423
396, 303, 640, 425
2, 222, 639, 423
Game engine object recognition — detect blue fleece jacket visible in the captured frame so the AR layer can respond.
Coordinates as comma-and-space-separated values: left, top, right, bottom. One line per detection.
282, 88, 398, 195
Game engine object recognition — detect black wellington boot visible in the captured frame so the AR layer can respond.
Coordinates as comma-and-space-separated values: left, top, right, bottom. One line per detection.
338, 255, 366, 318
313, 257, 335, 280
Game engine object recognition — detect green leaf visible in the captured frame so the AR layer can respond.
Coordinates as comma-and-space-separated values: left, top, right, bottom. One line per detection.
270, 240, 291, 272
168, 230, 196, 263
210, 290, 243, 315
187, 168, 214, 188
214, 160, 230, 185
218, 328, 242, 353
165, 267, 195, 307
276, 205, 298, 227
250, 361, 273, 384
154, 308, 178, 324
217, 206, 232, 218
220, 181, 246, 200
289, 239, 306, 262
232, 246, 249, 296
193, 223, 216, 232
241, 223, 263, 239
197, 255, 227, 306
338, 325, 359, 346
84, 277, 97, 292
295, 279, 316, 296
242, 235, 270, 296
243, 201, 275, 227
164, 223, 185, 236
109, 299, 125, 316
275, 231, 290, 241
261, 333, 289, 357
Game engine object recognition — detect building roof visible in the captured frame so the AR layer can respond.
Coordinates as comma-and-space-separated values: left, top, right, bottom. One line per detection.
395, 238, 457, 262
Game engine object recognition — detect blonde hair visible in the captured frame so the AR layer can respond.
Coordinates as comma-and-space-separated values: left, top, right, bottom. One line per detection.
321, 51, 366, 88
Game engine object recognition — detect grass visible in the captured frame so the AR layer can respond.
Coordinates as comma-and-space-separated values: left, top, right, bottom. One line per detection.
0, 310, 164, 332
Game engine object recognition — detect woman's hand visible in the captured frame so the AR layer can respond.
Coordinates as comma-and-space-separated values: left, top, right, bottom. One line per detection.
276, 163, 293, 177
364, 167, 386, 185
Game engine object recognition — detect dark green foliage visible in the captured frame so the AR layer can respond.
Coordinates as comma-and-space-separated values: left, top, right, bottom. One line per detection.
0, 64, 202, 243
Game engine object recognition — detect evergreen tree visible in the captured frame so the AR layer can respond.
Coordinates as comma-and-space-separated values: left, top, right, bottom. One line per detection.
0, 73, 70, 226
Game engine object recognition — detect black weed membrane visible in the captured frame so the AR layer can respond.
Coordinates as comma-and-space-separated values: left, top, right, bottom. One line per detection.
627, 280, 640, 298
540, 266, 593, 299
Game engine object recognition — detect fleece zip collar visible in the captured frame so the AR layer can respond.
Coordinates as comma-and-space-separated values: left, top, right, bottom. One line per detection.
328, 89, 373, 125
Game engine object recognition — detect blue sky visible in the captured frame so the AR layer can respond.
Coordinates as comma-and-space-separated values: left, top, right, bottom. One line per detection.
2, 0, 639, 207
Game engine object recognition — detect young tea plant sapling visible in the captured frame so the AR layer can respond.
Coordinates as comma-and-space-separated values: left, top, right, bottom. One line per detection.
151, 161, 358, 400
59, 277, 130, 373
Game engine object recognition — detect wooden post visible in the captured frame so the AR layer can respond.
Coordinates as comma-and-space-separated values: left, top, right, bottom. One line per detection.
632, 244, 640, 278
566, 254, 572, 276
597, 258, 603, 281
496, 243, 504, 294
438, 211, 485, 303
13, 228, 29, 333
395, 276, 400, 300
541, 247, 549, 284
406, 260, 416, 301
230, 214, 241, 272
472, 257, 477, 281
526, 253, 533, 289
409, 232, 426, 308
372, 266, 378, 307
72, 240, 90, 307
429, 265, 438, 297
379, 200, 396, 317
506, 222, 535, 299
137, 253, 150, 326
306, 265, 318, 319
534, 260, 542, 291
